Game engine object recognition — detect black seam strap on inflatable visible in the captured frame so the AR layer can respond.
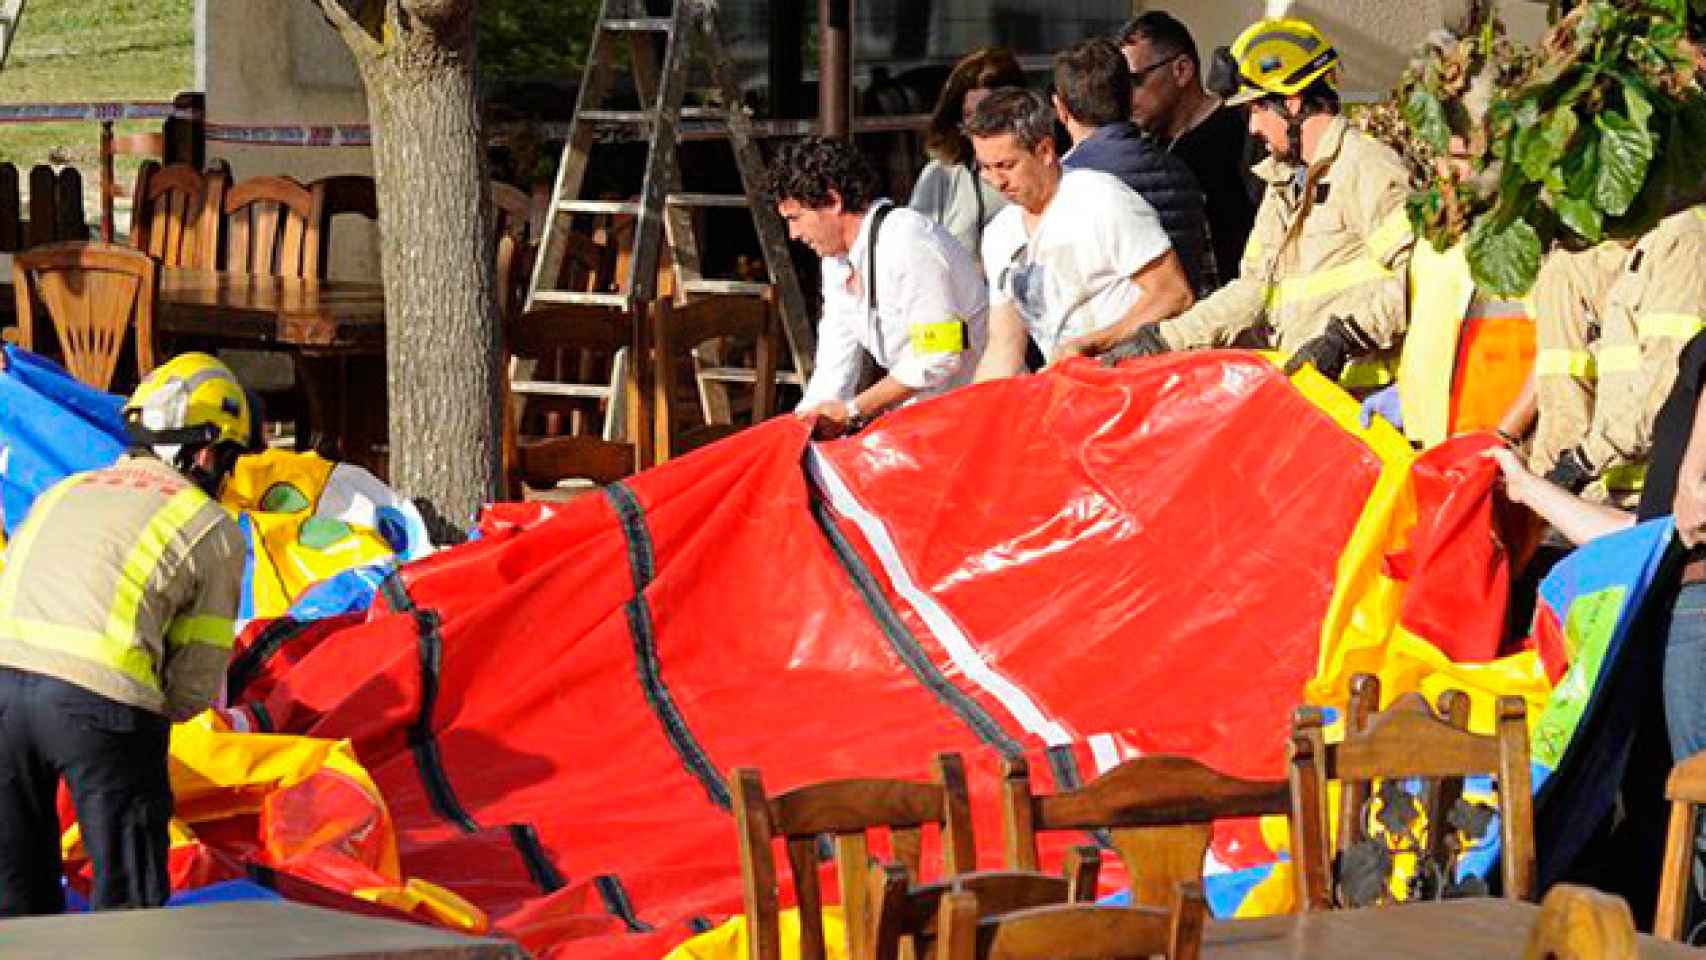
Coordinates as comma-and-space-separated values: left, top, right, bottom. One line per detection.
806, 491, 1026, 760
507, 823, 567, 893
604, 482, 732, 811
595, 874, 655, 933
226, 615, 314, 701
247, 700, 274, 734
381, 567, 417, 612
407, 607, 479, 833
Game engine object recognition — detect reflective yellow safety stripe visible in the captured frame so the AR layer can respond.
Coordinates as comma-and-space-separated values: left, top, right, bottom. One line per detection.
104, 488, 208, 659
1603, 462, 1648, 492
1637, 313, 1706, 341
165, 613, 235, 650
0, 478, 85, 613
1266, 257, 1392, 309
1598, 346, 1642, 375
911, 318, 968, 355
0, 615, 159, 692
1535, 349, 1596, 379
1341, 356, 1396, 390
1366, 208, 1413, 261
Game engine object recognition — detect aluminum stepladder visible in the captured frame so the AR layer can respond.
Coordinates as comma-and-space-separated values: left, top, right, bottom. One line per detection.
519, 0, 814, 469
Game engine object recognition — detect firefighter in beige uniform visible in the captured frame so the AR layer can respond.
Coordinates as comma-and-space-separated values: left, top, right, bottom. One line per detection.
1519, 241, 1625, 478
0, 353, 248, 914
1544, 207, 1706, 505
1108, 17, 1414, 387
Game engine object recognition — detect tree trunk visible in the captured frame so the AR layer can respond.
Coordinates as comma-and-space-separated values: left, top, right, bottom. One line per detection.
313, 0, 501, 532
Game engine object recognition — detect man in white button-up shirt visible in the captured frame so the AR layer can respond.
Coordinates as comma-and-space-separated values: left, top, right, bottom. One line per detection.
767, 138, 989, 439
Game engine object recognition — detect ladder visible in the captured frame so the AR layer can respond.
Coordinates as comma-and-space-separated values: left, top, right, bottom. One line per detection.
0, 0, 25, 72
521, 0, 814, 458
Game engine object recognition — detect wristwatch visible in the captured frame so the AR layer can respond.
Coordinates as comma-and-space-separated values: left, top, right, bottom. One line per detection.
844, 395, 867, 431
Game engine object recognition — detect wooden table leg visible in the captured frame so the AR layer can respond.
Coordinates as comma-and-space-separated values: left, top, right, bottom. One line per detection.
626, 301, 655, 472
293, 352, 342, 460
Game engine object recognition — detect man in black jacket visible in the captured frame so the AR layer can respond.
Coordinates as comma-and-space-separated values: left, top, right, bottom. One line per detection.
1118, 12, 1259, 284
1053, 37, 1218, 296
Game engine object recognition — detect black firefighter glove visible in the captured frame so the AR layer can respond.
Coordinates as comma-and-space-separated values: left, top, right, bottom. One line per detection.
1100, 323, 1171, 368
1544, 447, 1595, 494
1282, 315, 1378, 382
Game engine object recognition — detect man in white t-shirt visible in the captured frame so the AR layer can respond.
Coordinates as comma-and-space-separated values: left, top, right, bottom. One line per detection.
964, 87, 1193, 380
767, 137, 989, 438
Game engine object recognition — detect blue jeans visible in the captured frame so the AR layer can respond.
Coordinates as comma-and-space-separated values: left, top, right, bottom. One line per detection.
1666, 581, 1706, 763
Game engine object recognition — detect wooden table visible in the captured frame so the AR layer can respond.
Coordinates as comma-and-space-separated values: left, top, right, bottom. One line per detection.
154, 268, 385, 350
152, 268, 389, 475
1203, 899, 1705, 958
0, 899, 523, 959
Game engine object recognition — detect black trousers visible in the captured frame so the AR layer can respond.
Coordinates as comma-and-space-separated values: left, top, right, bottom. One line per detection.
0, 667, 172, 914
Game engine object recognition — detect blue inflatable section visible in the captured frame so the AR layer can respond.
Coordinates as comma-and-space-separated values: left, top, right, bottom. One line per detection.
0, 346, 127, 538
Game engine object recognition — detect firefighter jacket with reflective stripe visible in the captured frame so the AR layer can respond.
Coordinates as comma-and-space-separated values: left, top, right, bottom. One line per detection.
1398, 242, 1534, 448
1156, 116, 1414, 380
1526, 241, 1626, 477
1578, 206, 1706, 494
0, 453, 244, 719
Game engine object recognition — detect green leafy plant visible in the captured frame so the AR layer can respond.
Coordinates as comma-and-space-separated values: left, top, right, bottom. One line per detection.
1371, 0, 1706, 295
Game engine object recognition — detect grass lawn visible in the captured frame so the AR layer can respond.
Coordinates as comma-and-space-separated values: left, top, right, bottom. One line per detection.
0, 0, 194, 213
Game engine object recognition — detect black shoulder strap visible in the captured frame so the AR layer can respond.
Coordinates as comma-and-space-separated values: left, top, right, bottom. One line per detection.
867, 202, 896, 315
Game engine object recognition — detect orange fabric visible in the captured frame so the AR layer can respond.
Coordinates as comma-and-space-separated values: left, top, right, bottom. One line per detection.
1449, 316, 1535, 435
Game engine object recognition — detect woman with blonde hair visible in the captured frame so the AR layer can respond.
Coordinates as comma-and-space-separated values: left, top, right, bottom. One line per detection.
909, 47, 1026, 259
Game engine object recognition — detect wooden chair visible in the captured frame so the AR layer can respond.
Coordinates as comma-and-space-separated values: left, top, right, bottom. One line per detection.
1289, 673, 1535, 911
653, 291, 779, 461
312, 174, 379, 280
502, 302, 633, 499
868, 855, 1101, 960
933, 881, 1208, 960
221, 174, 325, 278
1001, 753, 1294, 910
130, 161, 227, 269
101, 126, 167, 242
14, 241, 159, 391
1523, 884, 1638, 960
1655, 748, 1706, 941
730, 753, 977, 960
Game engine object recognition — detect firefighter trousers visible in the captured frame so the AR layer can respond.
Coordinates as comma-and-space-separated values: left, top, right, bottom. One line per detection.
0, 667, 171, 914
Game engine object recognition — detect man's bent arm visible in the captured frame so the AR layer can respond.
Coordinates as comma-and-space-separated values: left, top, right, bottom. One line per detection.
975, 302, 1030, 381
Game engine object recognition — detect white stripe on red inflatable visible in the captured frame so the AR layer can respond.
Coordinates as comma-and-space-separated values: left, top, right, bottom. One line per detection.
807, 445, 1075, 747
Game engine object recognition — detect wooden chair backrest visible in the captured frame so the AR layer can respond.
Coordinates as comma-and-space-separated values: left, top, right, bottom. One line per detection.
934, 882, 1208, 960
1001, 752, 1292, 910
14, 241, 160, 391
502, 304, 634, 495
1523, 884, 1638, 960
222, 174, 324, 278
1289, 673, 1535, 911
731, 753, 978, 960
653, 291, 779, 461
312, 174, 378, 282
0, 162, 20, 252
1656, 748, 1706, 940
131, 162, 227, 269
869, 858, 1099, 960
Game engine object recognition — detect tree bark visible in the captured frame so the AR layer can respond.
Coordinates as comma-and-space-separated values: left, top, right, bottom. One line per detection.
311, 0, 501, 532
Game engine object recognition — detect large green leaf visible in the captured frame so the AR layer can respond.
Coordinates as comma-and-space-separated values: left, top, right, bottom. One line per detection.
1467, 213, 1543, 296
1595, 111, 1654, 217
1404, 88, 1452, 153
1521, 107, 1579, 180
1623, 83, 1654, 132
1553, 189, 1605, 242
